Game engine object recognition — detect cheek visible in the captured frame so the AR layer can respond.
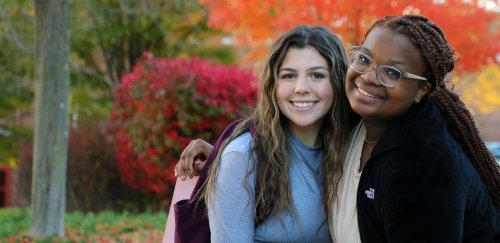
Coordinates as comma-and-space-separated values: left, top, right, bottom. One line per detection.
345, 69, 357, 90
385, 86, 420, 113
275, 82, 290, 104
275, 82, 284, 97
396, 83, 421, 101
317, 83, 335, 107
346, 68, 357, 80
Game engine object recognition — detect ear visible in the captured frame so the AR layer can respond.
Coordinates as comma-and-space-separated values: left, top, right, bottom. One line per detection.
414, 81, 432, 103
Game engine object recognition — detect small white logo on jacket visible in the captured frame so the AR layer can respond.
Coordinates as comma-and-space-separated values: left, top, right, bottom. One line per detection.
365, 188, 375, 199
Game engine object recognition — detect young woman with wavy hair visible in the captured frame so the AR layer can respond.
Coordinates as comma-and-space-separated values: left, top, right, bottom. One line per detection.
181, 25, 356, 242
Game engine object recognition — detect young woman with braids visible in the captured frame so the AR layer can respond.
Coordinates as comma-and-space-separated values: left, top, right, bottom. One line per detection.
175, 15, 500, 242
346, 15, 499, 242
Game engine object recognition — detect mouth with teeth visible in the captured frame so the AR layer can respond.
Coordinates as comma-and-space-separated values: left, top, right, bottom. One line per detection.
291, 101, 316, 108
357, 86, 382, 99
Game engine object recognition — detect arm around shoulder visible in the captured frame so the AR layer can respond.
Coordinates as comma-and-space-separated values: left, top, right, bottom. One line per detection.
207, 133, 256, 242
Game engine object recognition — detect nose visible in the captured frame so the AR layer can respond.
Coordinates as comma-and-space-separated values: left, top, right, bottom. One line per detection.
360, 67, 382, 86
294, 75, 310, 94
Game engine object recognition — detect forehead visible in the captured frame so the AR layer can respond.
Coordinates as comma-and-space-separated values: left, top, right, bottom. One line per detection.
362, 26, 423, 66
280, 46, 328, 69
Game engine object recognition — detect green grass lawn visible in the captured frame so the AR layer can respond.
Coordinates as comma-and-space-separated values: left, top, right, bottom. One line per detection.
0, 207, 167, 242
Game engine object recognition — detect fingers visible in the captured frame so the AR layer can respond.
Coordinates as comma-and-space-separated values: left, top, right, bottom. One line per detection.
174, 162, 187, 181
194, 160, 207, 173
174, 139, 214, 180
187, 139, 213, 177
176, 140, 196, 180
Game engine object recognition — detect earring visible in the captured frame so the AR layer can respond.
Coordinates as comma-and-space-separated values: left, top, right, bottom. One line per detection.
414, 96, 422, 103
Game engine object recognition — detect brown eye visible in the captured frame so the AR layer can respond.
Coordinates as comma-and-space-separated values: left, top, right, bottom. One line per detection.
311, 72, 326, 79
280, 73, 295, 79
358, 53, 371, 65
381, 66, 402, 81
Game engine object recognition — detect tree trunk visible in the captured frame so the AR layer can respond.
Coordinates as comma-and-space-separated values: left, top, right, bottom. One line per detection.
31, 0, 70, 237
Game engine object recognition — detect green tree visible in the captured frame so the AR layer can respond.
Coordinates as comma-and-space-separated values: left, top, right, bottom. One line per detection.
0, 0, 35, 165
31, 0, 70, 237
0, 0, 234, 125
0, 0, 234, 164
0, 0, 34, 114
70, 0, 234, 88
68, 0, 235, 124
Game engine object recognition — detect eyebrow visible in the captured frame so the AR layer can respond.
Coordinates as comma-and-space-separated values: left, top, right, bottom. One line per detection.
359, 46, 408, 67
279, 66, 329, 72
388, 60, 407, 66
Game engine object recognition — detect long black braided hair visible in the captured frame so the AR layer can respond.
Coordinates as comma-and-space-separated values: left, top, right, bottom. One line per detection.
366, 15, 500, 206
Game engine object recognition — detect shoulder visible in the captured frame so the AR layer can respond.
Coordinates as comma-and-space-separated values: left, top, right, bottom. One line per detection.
391, 131, 469, 177
370, 106, 472, 184
391, 100, 469, 171
215, 132, 256, 187
374, 127, 473, 197
222, 131, 253, 156
217, 132, 254, 175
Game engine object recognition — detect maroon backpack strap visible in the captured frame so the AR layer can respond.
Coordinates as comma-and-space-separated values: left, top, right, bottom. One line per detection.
188, 119, 243, 201
174, 119, 243, 243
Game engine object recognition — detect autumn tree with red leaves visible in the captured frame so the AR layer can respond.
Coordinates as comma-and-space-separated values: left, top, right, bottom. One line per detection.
111, 54, 257, 196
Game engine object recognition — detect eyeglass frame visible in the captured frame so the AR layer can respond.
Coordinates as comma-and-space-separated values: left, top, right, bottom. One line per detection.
348, 46, 427, 87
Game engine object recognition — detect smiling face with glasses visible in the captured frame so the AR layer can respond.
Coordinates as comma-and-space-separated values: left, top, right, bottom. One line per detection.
345, 26, 432, 122
349, 46, 427, 88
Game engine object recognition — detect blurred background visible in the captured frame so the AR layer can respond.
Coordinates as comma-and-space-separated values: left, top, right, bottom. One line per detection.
0, 0, 499, 241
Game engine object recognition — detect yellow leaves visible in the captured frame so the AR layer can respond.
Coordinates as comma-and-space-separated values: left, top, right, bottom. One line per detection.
461, 64, 500, 114
7, 158, 17, 169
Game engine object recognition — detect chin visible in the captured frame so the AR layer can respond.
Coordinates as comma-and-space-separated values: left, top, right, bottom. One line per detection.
290, 119, 321, 129
350, 103, 372, 118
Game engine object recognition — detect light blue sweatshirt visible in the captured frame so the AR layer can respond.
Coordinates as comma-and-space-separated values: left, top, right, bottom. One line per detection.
207, 132, 332, 242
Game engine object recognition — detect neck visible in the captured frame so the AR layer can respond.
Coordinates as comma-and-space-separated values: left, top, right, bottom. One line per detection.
359, 120, 387, 171
289, 123, 321, 147
363, 120, 388, 144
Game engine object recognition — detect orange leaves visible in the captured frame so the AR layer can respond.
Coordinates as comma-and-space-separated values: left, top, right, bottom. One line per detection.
410, 0, 499, 72
199, 0, 499, 72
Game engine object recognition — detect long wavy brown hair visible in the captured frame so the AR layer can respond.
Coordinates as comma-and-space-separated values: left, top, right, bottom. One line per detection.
367, 15, 500, 205
203, 25, 358, 224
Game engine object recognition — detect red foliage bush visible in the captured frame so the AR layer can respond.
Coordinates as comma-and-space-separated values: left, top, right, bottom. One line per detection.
111, 53, 257, 196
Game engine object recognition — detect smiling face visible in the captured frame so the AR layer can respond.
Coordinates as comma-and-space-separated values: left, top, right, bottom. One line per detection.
345, 26, 431, 123
276, 46, 334, 141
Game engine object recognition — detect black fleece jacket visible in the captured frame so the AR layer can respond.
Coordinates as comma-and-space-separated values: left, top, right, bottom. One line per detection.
357, 97, 499, 243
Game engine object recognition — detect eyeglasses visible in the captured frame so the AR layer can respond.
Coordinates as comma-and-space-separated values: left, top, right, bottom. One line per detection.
349, 46, 427, 87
